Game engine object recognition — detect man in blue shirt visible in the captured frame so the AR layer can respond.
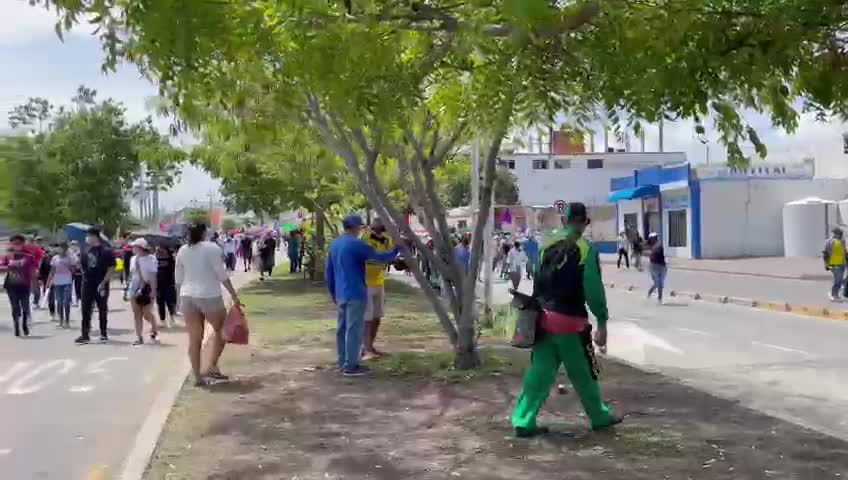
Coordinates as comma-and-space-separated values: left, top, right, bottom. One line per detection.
523, 234, 540, 279
326, 214, 399, 376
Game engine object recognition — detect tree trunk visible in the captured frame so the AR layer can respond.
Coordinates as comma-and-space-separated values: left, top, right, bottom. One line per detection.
454, 310, 481, 369
311, 207, 326, 282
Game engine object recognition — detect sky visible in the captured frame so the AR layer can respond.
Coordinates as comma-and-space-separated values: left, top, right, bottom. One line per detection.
0, 0, 220, 211
3, 0, 848, 214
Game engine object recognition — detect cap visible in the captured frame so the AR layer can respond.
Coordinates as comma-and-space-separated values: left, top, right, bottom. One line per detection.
648, 232, 659, 239
565, 202, 588, 221
343, 214, 364, 229
131, 238, 152, 250
834, 227, 844, 235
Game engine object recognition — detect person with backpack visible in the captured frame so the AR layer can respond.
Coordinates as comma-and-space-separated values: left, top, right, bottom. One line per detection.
511, 203, 621, 437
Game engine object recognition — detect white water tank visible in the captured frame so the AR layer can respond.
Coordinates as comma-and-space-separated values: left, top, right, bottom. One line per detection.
783, 197, 837, 257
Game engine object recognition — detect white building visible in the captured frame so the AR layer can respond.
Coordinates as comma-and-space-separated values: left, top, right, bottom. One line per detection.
499, 152, 686, 208
609, 160, 848, 258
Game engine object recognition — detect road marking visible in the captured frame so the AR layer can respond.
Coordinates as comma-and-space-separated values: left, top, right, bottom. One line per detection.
0, 362, 30, 386
609, 321, 683, 364
68, 385, 94, 393
673, 327, 715, 337
6, 359, 75, 395
86, 357, 129, 378
751, 341, 811, 356
0, 448, 10, 456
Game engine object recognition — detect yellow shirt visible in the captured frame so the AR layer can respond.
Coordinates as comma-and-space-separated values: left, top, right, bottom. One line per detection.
364, 232, 393, 287
830, 240, 846, 266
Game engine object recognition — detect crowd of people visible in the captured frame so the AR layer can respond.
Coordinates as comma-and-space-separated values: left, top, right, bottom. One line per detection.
2, 208, 630, 433
0, 224, 260, 386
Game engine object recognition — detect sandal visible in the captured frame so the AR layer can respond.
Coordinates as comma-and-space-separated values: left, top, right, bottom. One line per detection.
206, 371, 229, 381
195, 377, 213, 387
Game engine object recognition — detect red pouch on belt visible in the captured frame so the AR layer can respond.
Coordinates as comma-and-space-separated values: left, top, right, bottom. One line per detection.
540, 309, 588, 334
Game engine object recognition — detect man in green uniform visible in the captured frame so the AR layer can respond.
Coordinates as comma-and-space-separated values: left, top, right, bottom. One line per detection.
511, 202, 622, 437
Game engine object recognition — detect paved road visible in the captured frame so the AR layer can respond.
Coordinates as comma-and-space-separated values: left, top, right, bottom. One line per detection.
0, 269, 255, 480
486, 278, 848, 441
602, 264, 848, 310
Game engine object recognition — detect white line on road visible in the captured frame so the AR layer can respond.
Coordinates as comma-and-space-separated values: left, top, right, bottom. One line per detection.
68, 385, 94, 393
0, 449, 10, 456
673, 327, 715, 337
751, 341, 811, 356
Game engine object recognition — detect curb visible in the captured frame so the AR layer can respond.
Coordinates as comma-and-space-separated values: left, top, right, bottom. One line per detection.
118, 270, 261, 480
604, 282, 848, 322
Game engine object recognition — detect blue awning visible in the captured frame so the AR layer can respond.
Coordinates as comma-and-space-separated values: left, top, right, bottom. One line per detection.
608, 184, 659, 202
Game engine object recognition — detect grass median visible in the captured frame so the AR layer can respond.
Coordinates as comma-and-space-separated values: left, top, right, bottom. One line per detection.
144, 272, 848, 479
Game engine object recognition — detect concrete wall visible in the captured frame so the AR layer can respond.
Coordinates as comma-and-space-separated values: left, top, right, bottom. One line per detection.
699, 178, 848, 258
504, 152, 686, 207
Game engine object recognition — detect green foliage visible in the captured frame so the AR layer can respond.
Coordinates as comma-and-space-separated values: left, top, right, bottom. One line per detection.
221, 218, 238, 231
0, 87, 185, 231
183, 208, 210, 226
438, 159, 521, 208
37, 0, 848, 363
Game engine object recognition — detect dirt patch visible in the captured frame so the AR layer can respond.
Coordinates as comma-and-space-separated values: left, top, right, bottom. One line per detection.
145, 276, 848, 480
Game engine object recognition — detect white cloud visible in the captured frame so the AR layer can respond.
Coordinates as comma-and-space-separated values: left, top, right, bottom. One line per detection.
0, 0, 97, 46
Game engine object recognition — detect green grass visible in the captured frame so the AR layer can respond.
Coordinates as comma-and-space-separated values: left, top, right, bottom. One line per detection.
368, 346, 528, 383
240, 274, 442, 341
238, 272, 529, 382
485, 303, 517, 339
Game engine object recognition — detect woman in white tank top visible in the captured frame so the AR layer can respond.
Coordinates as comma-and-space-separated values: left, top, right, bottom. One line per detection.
176, 223, 242, 387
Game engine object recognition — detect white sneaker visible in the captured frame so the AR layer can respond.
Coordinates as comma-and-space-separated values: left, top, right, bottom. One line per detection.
830, 294, 837, 302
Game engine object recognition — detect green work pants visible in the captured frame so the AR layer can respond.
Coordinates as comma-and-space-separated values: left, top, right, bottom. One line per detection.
512, 331, 612, 430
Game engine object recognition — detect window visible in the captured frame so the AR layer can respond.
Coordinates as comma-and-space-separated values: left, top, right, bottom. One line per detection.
532, 159, 549, 170
498, 159, 515, 169
554, 159, 571, 169
668, 209, 688, 248
587, 158, 604, 169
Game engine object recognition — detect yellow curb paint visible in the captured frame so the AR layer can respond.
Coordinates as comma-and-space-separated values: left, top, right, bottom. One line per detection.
86, 465, 110, 480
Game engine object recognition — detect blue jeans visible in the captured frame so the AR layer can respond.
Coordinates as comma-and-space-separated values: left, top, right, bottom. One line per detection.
53, 284, 73, 325
831, 265, 846, 298
336, 300, 367, 370
649, 264, 667, 301
6, 285, 31, 336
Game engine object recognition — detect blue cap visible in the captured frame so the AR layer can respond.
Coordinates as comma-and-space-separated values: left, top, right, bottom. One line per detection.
342, 214, 364, 229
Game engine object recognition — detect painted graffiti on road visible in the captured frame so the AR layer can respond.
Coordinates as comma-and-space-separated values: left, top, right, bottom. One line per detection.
0, 357, 129, 395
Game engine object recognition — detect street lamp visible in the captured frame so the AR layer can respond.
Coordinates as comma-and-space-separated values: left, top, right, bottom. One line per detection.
698, 134, 710, 165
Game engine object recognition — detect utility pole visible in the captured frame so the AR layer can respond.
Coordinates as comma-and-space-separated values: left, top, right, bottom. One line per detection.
471, 139, 493, 323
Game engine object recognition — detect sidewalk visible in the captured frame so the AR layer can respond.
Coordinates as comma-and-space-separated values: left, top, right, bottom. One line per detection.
601, 254, 829, 281
143, 274, 848, 480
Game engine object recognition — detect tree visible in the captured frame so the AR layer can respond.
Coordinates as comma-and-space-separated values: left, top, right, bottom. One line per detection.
183, 208, 209, 226
439, 159, 520, 208
221, 218, 238, 231
41, 0, 848, 367
0, 87, 184, 233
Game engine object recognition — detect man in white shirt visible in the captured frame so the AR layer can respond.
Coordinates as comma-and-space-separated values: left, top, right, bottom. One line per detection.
222, 235, 238, 272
